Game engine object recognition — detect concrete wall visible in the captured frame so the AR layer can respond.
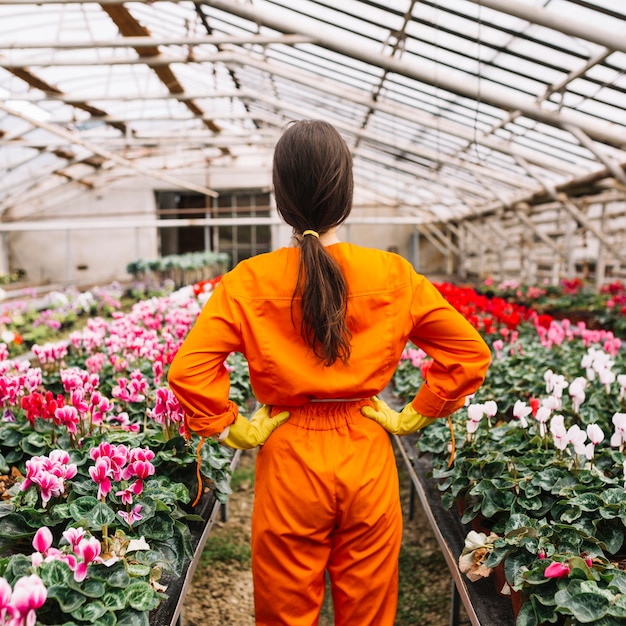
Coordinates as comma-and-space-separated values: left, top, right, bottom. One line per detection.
8, 184, 157, 287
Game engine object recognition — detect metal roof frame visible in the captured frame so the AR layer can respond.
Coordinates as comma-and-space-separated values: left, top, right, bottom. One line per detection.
0, 0, 624, 228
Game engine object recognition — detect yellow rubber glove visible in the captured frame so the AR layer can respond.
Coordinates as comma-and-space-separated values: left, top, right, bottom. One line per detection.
361, 396, 436, 435
221, 405, 290, 449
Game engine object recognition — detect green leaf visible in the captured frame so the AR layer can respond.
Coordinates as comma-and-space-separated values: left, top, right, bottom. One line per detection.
596, 525, 624, 554
21, 431, 47, 455
46, 585, 87, 612
69, 496, 101, 521
4, 553, 33, 584
515, 598, 539, 626
608, 594, 626, 618
606, 569, 626, 594
0, 513, 36, 540
556, 591, 610, 623
126, 563, 151, 578
70, 578, 106, 598
479, 486, 514, 519
92, 612, 116, 626
89, 562, 131, 588
71, 600, 108, 621
138, 512, 174, 540
38, 559, 72, 587
116, 609, 149, 626
570, 493, 603, 512
67, 496, 116, 531
101, 589, 127, 611
124, 581, 158, 611
0, 428, 23, 447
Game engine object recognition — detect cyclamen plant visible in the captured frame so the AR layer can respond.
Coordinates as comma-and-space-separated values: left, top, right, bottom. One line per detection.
392, 290, 626, 624
0, 286, 248, 624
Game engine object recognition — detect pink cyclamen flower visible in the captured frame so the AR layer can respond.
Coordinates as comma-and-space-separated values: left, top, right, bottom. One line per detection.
35, 473, 65, 506
535, 406, 551, 437
482, 400, 497, 419
567, 424, 587, 455
544, 562, 571, 578
492, 340, 504, 359
89, 457, 112, 500
116, 487, 134, 506
587, 423, 604, 446
62, 527, 86, 550
584, 424, 604, 461
118, 504, 143, 527
32, 527, 53, 554
550, 415, 568, 451
0, 577, 11, 613
73, 537, 103, 583
10, 574, 48, 623
54, 405, 80, 435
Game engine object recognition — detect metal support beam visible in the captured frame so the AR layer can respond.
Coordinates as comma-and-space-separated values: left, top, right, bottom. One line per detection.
465, 0, 626, 54
513, 205, 565, 259
515, 158, 626, 264
416, 225, 449, 259
0, 101, 219, 198
0, 214, 426, 233
563, 125, 626, 185
550, 189, 626, 266
0, 34, 312, 50
424, 223, 460, 257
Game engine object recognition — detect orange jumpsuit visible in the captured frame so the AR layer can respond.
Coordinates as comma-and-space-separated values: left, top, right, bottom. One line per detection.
167, 243, 491, 626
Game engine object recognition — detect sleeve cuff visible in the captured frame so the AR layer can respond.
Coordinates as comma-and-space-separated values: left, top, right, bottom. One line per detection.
183, 401, 238, 439
411, 383, 466, 418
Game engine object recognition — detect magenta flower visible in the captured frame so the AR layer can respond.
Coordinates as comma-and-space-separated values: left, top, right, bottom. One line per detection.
11, 574, 48, 625
0, 577, 12, 620
32, 527, 53, 554
55, 405, 80, 435
30, 471, 64, 505
544, 562, 570, 578
73, 537, 103, 583
126, 460, 155, 482
89, 457, 112, 500
118, 504, 143, 527
90, 442, 128, 481
62, 527, 86, 550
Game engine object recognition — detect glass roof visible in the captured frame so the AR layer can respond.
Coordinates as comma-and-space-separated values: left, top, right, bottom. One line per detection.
0, 0, 625, 223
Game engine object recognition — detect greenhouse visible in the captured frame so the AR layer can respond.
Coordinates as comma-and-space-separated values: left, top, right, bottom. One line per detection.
1, 0, 626, 625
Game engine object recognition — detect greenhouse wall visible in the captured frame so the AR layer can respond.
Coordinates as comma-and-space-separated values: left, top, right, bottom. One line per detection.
8, 184, 158, 286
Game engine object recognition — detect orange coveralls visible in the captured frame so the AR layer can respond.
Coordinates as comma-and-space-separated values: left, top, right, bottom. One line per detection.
168, 243, 491, 626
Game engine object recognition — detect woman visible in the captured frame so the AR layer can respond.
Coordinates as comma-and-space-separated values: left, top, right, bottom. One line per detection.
167, 120, 491, 626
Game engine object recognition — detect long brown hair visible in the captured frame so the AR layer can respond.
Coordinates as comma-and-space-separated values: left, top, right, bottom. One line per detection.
272, 120, 353, 366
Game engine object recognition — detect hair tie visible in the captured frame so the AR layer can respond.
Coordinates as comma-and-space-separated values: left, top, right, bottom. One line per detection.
302, 230, 320, 238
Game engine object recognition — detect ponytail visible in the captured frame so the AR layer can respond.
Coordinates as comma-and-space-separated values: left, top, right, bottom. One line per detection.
295, 235, 351, 366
